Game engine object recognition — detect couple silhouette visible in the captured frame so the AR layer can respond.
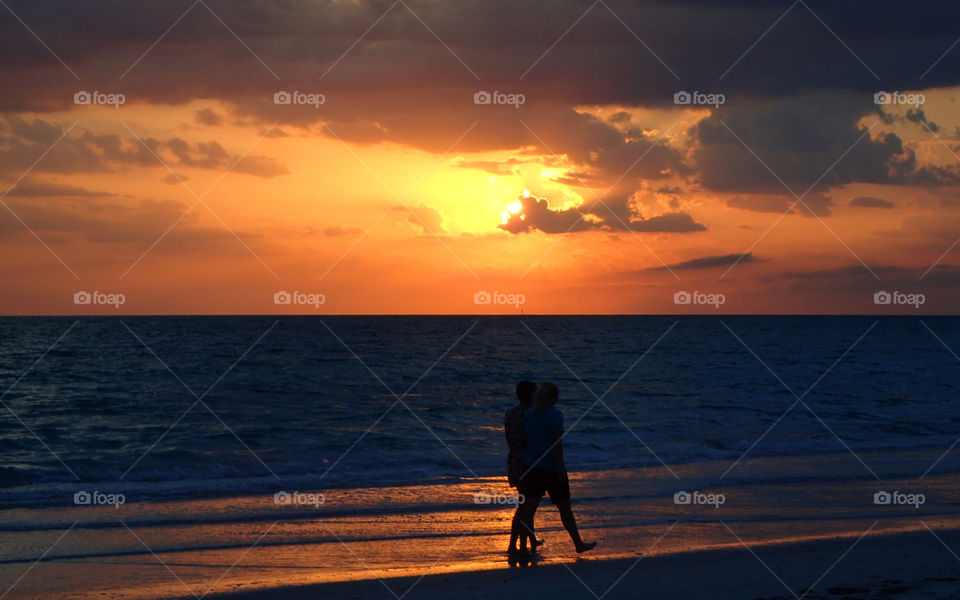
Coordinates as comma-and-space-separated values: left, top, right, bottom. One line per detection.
504, 381, 597, 558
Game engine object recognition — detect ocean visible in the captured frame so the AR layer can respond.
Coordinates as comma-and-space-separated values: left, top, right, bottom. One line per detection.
2, 315, 958, 508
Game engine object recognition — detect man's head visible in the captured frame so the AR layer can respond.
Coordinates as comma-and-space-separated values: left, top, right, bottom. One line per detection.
533, 382, 559, 413
515, 380, 537, 406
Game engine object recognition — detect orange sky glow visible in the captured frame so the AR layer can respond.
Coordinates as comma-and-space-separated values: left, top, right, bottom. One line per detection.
1, 2, 959, 314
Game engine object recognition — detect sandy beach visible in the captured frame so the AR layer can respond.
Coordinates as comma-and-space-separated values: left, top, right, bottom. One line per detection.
6, 451, 960, 599
206, 527, 960, 600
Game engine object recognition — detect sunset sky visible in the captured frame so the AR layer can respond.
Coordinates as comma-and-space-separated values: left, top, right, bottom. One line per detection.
1, 0, 959, 314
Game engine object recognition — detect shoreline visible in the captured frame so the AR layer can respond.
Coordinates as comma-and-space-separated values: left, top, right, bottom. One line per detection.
203, 526, 960, 600
6, 453, 960, 599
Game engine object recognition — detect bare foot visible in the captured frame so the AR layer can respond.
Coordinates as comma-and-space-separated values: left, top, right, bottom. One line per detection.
575, 541, 597, 554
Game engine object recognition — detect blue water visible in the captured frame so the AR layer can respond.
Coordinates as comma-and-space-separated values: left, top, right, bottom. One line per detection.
0, 316, 958, 506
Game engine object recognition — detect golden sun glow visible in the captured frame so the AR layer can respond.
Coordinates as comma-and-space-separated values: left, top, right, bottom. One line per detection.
500, 199, 523, 224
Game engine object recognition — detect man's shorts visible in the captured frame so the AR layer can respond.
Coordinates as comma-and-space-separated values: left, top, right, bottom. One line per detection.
518, 465, 570, 504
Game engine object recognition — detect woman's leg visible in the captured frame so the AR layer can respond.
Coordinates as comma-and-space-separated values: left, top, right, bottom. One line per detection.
508, 512, 520, 552
518, 493, 541, 550
508, 500, 527, 552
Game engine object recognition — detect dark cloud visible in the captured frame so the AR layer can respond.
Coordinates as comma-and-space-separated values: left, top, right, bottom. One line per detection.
0, 117, 287, 178
499, 193, 705, 234
0, 196, 251, 252
3, 0, 959, 113
691, 93, 956, 195
765, 264, 960, 290
195, 108, 224, 126
499, 195, 589, 234
725, 193, 833, 217
656, 186, 683, 195
795, 194, 834, 217
905, 108, 939, 133
850, 196, 894, 209
0, 0, 957, 232
629, 211, 706, 232
727, 195, 794, 214
651, 252, 758, 271
5, 180, 114, 197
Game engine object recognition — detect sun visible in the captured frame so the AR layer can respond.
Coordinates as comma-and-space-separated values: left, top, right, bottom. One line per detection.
501, 199, 523, 224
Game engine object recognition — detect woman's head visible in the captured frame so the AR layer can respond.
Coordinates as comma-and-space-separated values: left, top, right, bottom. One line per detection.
532, 382, 559, 414
515, 380, 537, 407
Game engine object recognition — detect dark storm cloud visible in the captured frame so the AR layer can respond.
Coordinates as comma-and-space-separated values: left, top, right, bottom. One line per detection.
3, 1, 960, 115
498, 193, 705, 234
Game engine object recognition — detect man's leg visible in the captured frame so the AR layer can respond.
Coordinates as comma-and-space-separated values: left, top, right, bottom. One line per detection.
551, 471, 596, 553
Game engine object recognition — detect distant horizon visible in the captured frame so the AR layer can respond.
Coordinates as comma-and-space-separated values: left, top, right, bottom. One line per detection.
3, 312, 956, 317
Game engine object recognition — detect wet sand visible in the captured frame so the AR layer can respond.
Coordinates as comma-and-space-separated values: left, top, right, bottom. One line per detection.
6, 452, 960, 599
207, 527, 960, 600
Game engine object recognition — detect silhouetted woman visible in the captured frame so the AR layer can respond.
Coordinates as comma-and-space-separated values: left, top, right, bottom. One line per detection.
517, 382, 596, 553
505, 380, 541, 556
